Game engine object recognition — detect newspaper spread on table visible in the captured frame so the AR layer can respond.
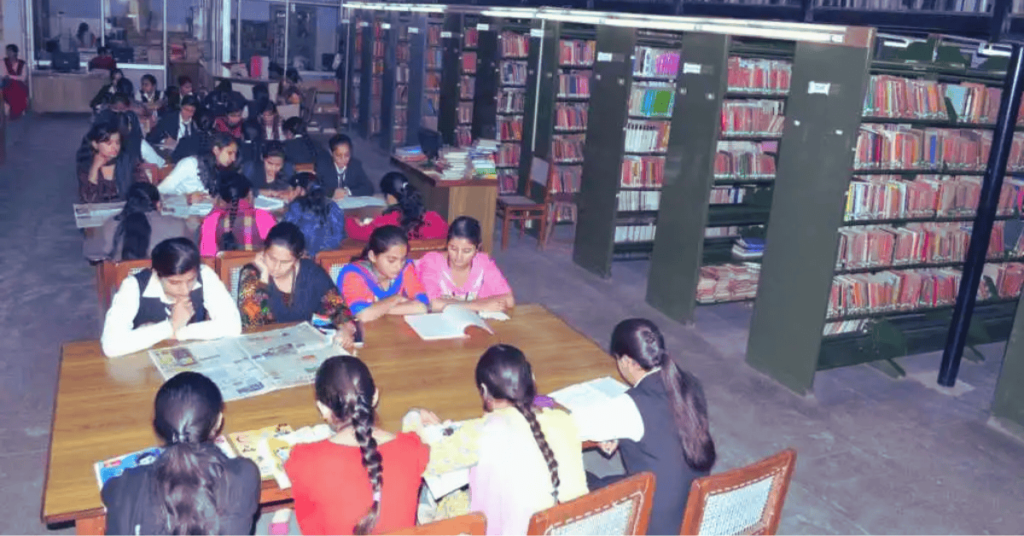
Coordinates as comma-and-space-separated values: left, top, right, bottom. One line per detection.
148, 323, 346, 401
73, 202, 125, 228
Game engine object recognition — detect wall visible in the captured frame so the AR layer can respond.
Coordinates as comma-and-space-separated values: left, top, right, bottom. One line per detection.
3, 0, 25, 50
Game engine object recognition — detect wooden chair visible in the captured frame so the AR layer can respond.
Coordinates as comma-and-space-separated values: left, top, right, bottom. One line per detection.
315, 243, 367, 285
407, 238, 447, 260
526, 472, 655, 535
679, 449, 797, 536
309, 79, 341, 130
97, 257, 217, 315
495, 156, 551, 251
294, 163, 316, 174
216, 250, 259, 301
388, 513, 487, 535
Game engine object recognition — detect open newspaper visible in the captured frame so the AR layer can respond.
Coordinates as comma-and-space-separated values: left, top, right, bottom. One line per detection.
73, 202, 125, 228
148, 323, 347, 401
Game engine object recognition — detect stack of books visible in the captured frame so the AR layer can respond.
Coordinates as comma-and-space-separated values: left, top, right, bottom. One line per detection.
468, 140, 498, 180
395, 145, 428, 164
439, 148, 469, 181
696, 263, 761, 303
732, 237, 765, 261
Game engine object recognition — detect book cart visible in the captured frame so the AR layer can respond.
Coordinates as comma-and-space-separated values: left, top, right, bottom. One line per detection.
747, 35, 1024, 394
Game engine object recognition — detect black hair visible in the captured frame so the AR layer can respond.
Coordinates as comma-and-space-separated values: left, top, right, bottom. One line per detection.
77, 22, 90, 38
98, 45, 110, 55
151, 238, 201, 278
141, 73, 157, 87
261, 101, 278, 116
112, 92, 131, 106
216, 80, 232, 93
225, 100, 245, 115
356, 225, 409, 263
447, 216, 482, 249
77, 121, 122, 171
180, 94, 200, 110
264, 141, 286, 161
328, 133, 352, 153
152, 371, 226, 535
252, 83, 271, 112
288, 172, 332, 224
315, 356, 382, 535
285, 67, 301, 85
113, 182, 160, 260
6, 44, 18, 54
283, 117, 318, 164
178, 75, 193, 87
264, 221, 306, 259
164, 86, 181, 111
197, 132, 239, 194
268, 63, 284, 79
380, 172, 426, 237
216, 173, 253, 252
475, 345, 561, 502
611, 319, 716, 472
110, 68, 124, 81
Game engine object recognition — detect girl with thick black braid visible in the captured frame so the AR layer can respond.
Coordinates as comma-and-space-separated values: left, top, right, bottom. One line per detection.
285, 356, 429, 535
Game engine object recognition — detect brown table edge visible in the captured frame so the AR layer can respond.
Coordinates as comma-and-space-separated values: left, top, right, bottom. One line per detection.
391, 157, 500, 189
42, 342, 73, 526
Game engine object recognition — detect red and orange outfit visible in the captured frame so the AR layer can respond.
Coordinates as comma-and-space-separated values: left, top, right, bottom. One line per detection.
337, 260, 430, 315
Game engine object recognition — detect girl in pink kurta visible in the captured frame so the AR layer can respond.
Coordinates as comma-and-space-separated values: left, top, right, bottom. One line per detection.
199, 173, 276, 257
415, 216, 515, 313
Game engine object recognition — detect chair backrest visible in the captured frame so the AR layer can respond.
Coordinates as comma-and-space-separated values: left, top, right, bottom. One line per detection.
407, 238, 447, 260
387, 513, 487, 535
315, 244, 366, 286
216, 250, 258, 301
526, 156, 550, 199
680, 449, 797, 536
527, 472, 655, 536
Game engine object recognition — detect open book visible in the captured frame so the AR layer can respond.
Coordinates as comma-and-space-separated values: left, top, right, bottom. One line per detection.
404, 305, 494, 341
548, 376, 630, 414
258, 424, 334, 489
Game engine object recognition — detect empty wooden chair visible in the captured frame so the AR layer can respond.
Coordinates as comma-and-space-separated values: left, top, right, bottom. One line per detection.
216, 250, 259, 301
388, 513, 487, 535
679, 449, 797, 536
526, 472, 655, 535
495, 157, 551, 251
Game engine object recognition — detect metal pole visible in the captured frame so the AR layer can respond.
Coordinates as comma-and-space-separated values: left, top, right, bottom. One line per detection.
939, 44, 1024, 387
163, 0, 169, 88
284, 0, 290, 70
236, 0, 242, 62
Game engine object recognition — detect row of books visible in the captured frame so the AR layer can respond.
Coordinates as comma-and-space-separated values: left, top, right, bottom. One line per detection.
392, 127, 407, 145
372, 60, 385, 75
714, 142, 777, 180
621, 156, 665, 188
721, 100, 785, 137
468, 140, 499, 180
428, 25, 442, 46
501, 31, 529, 58
371, 41, 385, 57
499, 169, 518, 194
462, 52, 477, 74
560, 40, 596, 67
396, 46, 410, 63
709, 186, 748, 205
696, 263, 761, 304
705, 226, 744, 238
633, 47, 680, 79
499, 88, 526, 114
853, 126, 989, 171
395, 65, 410, 84
464, 28, 479, 48
426, 48, 443, 69
732, 237, 766, 261
501, 61, 528, 86
551, 165, 583, 194
424, 93, 439, 116
558, 73, 591, 99
615, 223, 657, 244
726, 57, 791, 94
555, 102, 588, 131
628, 85, 675, 118
553, 134, 586, 163
843, 175, 1024, 221
460, 76, 475, 99
498, 116, 523, 142
834, 222, 1010, 270
619, 190, 661, 212
458, 102, 473, 125
496, 143, 520, 168
827, 268, 961, 319
978, 263, 1024, 300
862, 76, 1003, 124
455, 126, 472, 147
624, 120, 671, 153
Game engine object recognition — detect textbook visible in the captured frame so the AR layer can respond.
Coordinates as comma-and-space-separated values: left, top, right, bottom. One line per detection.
404, 306, 494, 341
548, 377, 630, 414
94, 447, 164, 489
224, 424, 295, 480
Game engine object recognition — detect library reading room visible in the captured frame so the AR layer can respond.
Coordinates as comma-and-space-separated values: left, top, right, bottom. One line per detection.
3, 0, 1024, 534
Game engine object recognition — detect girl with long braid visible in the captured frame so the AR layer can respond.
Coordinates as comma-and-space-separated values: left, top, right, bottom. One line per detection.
346, 172, 449, 242
198, 173, 276, 257
286, 356, 429, 535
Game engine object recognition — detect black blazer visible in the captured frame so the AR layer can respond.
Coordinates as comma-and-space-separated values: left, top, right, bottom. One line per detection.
147, 111, 194, 145
283, 136, 326, 167
315, 155, 374, 198
242, 159, 295, 193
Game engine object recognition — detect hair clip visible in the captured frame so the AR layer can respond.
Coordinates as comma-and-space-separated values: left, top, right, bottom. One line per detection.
372, 490, 382, 502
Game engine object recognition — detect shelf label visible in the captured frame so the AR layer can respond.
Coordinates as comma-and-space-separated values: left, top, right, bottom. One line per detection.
359, 22, 369, 27
341, 19, 350, 24
409, 27, 420, 34
477, 23, 490, 31
683, 62, 702, 75
382, 23, 391, 30
808, 81, 831, 95
441, 31, 453, 38
597, 52, 613, 62
530, 28, 544, 38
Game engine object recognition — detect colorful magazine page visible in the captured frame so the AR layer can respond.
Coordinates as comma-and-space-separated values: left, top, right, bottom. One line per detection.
94, 447, 164, 489
227, 424, 294, 480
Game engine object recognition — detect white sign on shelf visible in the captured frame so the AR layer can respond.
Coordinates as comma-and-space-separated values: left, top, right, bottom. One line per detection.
530, 28, 544, 38
409, 27, 420, 34
808, 81, 831, 95
441, 31, 453, 38
478, 23, 490, 31
597, 52, 613, 62
382, 23, 391, 30
683, 63, 702, 75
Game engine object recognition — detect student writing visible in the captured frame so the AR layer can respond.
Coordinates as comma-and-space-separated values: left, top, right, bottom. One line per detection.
198, 173, 276, 257
282, 172, 347, 257
102, 372, 260, 535
237, 222, 356, 349
346, 172, 448, 242
416, 216, 514, 313
83, 182, 190, 262
285, 356, 430, 535
572, 319, 716, 536
101, 238, 242, 358
338, 225, 430, 322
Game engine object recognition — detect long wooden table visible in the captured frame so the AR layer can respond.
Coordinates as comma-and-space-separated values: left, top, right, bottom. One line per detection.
44, 304, 613, 533
391, 157, 498, 254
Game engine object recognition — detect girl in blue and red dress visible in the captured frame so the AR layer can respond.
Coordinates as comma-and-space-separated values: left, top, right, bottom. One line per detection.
338, 225, 430, 323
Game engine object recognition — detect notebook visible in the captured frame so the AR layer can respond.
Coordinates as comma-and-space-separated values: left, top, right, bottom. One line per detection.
548, 376, 630, 414
404, 306, 494, 341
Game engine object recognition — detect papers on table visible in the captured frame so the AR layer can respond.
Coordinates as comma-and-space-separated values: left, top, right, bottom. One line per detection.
404, 306, 494, 341
254, 195, 285, 211
259, 424, 334, 489
148, 323, 348, 401
409, 418, 485, 500
548, 376, 630, 414
159, 194, 214, 218
336, 195, 387, 210
74, 202, 125, 228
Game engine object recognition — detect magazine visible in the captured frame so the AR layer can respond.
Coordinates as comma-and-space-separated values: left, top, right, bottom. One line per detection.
93, 447, 164, 489
224, 424, 295, 480
74, 202, 125, 229
258, 424, 334, 489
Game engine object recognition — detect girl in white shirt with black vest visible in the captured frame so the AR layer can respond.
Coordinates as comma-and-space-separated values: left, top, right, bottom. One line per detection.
101, 237, 241, 357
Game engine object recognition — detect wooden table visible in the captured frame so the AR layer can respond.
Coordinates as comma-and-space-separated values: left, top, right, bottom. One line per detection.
391, 157, 499, 254
32, 71, 109, 114
44, 304, 614, 533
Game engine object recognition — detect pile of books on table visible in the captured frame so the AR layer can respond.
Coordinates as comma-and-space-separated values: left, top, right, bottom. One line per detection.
395, 145, 428, 165
468, 140, 499, 180
438, 148, 469, 181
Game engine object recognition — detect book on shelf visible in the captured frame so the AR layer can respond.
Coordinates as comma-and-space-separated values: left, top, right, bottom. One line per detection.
624, 120, 671, 153
633, 47, 680, 79
696, 263, 761, 304
553, 134, 586, 163
555, 102, 588, 131
853, 125, 993, 171
460, 76, 476, 99
843, 175, 1024, 221
621, 156, 665, 188
558, 72, 590, 98
455, 126, 472, 147
498, 88, 526, 114
978, 263, 1024, 300
727, 57, 791, 94
458, 102, 473, 124
426, 48, 443, 68
945, 82, 1000, 124
501, 31, 529, 58
500, 60, 528, 85
462, 52, 477, 74
705, 226, 742, 238
551, 166, 583, 194
464, 27, 479, 48
862, 75, 947, 120
715, 141, 777, 180
559, 39, 596, 67
709, 186, 748, 205
496, 143, 520, 168
498, 169, 518, 194
404, 305, 497, 341
721, 100, 785, 137
499, 116, 523, 142
619, 190, 661, 212
615, 223, 657, 244
627, 84, 675, 118
427, 25, 441, 45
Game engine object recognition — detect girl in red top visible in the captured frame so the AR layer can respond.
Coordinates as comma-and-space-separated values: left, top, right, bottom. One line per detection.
346, 172, 449, 242
285, 356, 430, 535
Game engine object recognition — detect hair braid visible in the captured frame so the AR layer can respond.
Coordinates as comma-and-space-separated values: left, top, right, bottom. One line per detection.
219, 199, 240, 251
350, 397, 383, 535
513, 401, 560, 502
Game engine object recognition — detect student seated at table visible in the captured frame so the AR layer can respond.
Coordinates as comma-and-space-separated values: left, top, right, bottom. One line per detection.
147, 94, 199, 150
137, 73, 163, 106
178, 76, 195, 99
94, 93, 164, 166
285, 356, 429, 535
247, 101, 285, 142
84, 182, 190, 262
413, 345, 589, 535
242, 141, 294, 196
571, 319, 716, 536
158, 132, 239, 197
199, 173, 276, 257
77, 120, 147, 203
338, 225, 429, 322
90, 68, 133, 110
102, 371, 260, 535
417, 216, 514, 313
212, 100, 245, 140
277, 68, 304, 106
345, 172, 448, 242
316, 133, 374, 199
101, 238, 242, 357
282, 117, 325, 166
282, 172, 347, 257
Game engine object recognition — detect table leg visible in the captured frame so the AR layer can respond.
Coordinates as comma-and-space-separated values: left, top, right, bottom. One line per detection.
76, 515, 106, 535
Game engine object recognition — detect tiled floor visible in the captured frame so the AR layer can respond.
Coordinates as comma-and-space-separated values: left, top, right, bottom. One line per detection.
6, 115, 1023, 534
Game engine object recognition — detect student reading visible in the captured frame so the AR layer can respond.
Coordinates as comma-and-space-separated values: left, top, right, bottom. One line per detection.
83, 182, 190, 262
416, 216, 514, 313
237, 222, 356, 350
571, 319, 716, 536
346, 172, 448, 242
199, 173, 276, 257
102, 372, 260, 535
285, 356, 429, 535
315, 134, 374, 199
282, 172, 347, 257
338, 225, 429, 322
412, 345, 588, 535
158, 132, 240, 196
101, 238, 242, 358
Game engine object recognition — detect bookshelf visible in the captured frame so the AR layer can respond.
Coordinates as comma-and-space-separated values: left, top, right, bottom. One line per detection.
389, 13, 413, 149
746, 36, 1024, 394
572, 26, 685, 278
369, 15, 391, 142
421, 14, 444, 132
349, 14, 369, 137
437, 13, 464, 147
477, 19, 531, 193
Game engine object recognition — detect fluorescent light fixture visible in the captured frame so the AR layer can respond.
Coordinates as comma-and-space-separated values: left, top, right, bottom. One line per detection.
979, 43, 1012, 58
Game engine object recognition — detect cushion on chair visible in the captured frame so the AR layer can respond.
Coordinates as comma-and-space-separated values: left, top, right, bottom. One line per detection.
545, 494, 642, 536
498, 195, 544, 208
697, 476, 775, 535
